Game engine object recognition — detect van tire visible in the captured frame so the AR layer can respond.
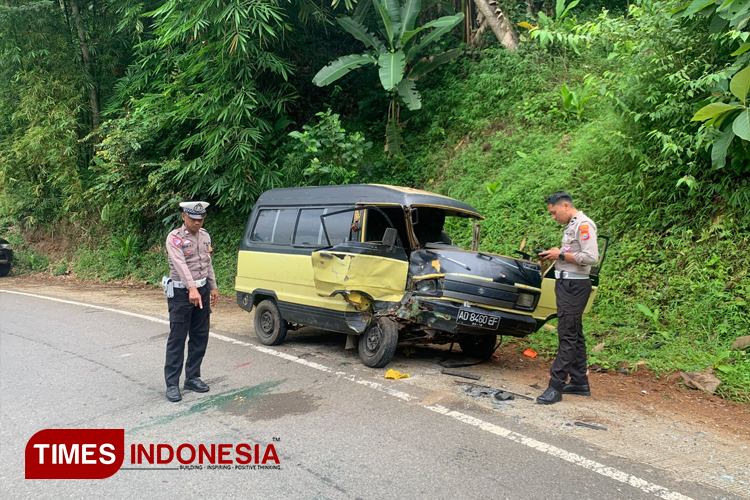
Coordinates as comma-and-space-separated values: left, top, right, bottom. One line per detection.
254, 300, 288, 346
0, 264, 9, 277
358, 317, 398, 368
459, 334, 497, 360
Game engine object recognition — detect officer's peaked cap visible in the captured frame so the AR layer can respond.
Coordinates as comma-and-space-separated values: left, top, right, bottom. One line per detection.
180, 201, 209, 219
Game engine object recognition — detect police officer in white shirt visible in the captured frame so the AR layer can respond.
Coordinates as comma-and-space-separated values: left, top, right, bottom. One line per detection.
538, 192, 599, 405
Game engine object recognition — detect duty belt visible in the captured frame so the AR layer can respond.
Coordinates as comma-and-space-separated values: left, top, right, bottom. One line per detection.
173, 277, 207, 288
555, 270, 590, 280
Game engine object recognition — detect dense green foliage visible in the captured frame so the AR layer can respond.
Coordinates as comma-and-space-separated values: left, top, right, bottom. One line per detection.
312, 0, 465, 154
0, 0, 748, 401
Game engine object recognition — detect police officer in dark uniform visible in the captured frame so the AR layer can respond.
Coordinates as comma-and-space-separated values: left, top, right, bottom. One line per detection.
538, 192, 599, 405
163, 201, 219, 402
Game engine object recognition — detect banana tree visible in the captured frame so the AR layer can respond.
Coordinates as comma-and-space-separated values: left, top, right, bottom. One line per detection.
312, 0, 464, 156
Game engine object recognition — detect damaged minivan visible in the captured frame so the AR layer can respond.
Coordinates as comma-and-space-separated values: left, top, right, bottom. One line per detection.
235, 184, 606, 367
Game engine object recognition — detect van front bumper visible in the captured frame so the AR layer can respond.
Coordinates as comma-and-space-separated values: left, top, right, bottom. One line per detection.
394, 296, 539, 337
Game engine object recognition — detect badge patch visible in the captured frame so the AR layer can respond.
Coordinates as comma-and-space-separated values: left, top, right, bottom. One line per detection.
185, 249, 193, 255
172, 237, 182, 247
580, 224, 590, 240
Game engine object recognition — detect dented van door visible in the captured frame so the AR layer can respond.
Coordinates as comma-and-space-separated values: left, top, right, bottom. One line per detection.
311, 207, 409, 304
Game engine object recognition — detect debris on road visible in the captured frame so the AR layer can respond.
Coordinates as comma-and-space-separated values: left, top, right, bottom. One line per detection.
523, 349, 537, 358
494, 391, 515, 401
456, 381, 534, 401
441, 369, 480, 380
574, 421, 608, 431
385, 369, 410, 380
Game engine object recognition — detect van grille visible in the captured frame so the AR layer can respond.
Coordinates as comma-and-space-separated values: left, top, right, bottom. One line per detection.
442, 276, 518, 309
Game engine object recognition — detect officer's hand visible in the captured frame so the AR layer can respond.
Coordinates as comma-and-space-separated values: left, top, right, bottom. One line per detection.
540, 248, 561, 261
210, 289, 219, 306
189, 286, 203, 309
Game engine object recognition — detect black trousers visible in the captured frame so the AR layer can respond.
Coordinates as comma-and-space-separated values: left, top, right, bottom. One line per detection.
164, 286, 211, 387
549, 278, 592, 391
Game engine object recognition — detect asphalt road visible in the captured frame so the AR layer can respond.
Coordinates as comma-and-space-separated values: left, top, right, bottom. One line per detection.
0, 291, 741, 500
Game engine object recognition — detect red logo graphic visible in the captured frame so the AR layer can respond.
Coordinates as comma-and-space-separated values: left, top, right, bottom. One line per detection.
25, 429, 125, 479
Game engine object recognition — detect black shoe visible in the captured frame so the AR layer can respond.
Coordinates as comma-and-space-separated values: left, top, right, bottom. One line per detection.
536, 386, 563, 405
184, 378, 210, 393
166, 385, 181, 402
562, 383, 591, 396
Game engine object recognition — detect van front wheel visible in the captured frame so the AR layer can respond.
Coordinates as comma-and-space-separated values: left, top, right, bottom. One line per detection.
459, 334, 497, 360
254, 300, 288, 346
358, 317, 398, 368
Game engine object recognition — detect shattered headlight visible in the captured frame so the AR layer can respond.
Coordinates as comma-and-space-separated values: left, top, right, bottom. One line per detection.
416, 279, 438, 294
517, 292, 535, 309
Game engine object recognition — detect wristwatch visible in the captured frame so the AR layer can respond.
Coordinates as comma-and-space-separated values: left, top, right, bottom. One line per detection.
559, 250, 566, 261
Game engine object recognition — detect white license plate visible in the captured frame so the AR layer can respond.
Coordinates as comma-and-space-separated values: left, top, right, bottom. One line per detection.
456, 308, 500, 330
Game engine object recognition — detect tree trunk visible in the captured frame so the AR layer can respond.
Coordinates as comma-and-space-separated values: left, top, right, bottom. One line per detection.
464, 0, 475, 44
471, 13, 488, 46
474, 0, 519, 51
71, 0, 100, 129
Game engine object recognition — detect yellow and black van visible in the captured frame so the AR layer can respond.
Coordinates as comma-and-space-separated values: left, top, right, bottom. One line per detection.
235, 184, 607, 367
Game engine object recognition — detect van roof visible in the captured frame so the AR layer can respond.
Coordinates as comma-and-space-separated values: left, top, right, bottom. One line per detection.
254, 184, 483, 218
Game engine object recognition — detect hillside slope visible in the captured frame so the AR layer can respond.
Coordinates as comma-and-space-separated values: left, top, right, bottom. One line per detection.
390, 47, 750, 401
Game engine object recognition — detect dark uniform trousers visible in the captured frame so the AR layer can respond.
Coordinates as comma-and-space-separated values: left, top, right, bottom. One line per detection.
164, 286, 211, 387
549, 278, 592, 391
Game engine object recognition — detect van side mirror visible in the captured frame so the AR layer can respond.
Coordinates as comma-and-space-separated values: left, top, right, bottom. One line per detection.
383, 227, 398, 252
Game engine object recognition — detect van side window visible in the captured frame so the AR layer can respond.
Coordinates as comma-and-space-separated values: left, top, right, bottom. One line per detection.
294, 209, 325, 247
364, 207, 407, 247
251, 209, 297, 245
325, 210, 354, 245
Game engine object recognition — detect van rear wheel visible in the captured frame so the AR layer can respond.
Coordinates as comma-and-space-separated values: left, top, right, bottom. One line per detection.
254, 300, 288, 346
358, 317, 398, 368
459, 334, 497, 360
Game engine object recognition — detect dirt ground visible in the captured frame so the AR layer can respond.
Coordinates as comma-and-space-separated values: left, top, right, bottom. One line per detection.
2, 274, 749, 497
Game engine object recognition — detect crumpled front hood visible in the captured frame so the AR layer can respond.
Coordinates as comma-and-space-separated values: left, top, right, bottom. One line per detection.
409, 249, 542, 289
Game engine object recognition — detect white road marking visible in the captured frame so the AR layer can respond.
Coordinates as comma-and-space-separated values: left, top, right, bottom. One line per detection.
425, 405, 693, 500
1, 289, 695, 500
